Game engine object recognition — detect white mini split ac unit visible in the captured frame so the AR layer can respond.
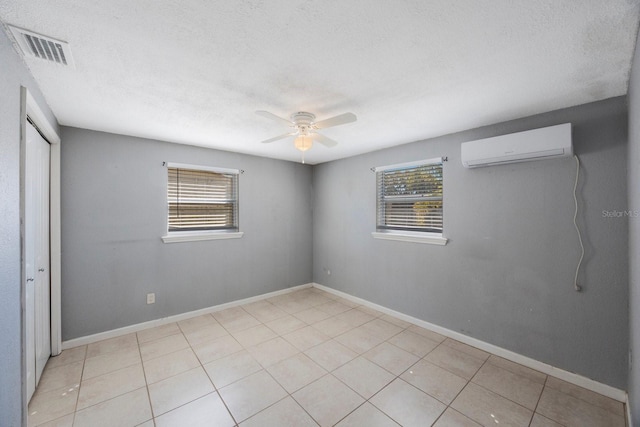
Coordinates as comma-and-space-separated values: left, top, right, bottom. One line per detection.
460, 123, 572, 168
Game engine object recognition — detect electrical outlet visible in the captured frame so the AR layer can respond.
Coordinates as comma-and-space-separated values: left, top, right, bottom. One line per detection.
147, 293, 155, 304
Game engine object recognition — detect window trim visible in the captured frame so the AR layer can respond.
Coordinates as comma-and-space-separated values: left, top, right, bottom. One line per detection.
162, 162, 242, 243
373, 157, 447, 246
162, 230, 244, 243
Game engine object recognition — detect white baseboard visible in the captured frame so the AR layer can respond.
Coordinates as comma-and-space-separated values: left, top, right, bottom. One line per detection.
312, 283, 627, 403
61, 283, 312, 350
61, 280, 627, 405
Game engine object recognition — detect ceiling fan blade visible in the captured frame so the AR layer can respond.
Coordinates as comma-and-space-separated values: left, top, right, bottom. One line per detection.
311, 132, 338, 147
313, 112, 357, 129
256, 110, 293, 126
261, 132, 296, 144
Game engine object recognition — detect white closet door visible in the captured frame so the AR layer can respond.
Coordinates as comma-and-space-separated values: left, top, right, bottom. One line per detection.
25, 123, 51, 402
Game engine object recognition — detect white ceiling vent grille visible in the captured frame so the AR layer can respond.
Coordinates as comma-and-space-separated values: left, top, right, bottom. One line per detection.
8, 25, 75, 68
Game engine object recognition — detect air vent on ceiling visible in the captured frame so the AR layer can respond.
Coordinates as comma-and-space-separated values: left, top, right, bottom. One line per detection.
8, 25, 75, 68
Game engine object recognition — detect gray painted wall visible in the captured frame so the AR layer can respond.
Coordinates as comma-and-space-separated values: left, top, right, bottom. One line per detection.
0, 26, 59, 427
60, 127, 313, 340
628, 28, 640, 423
313, 97, 629, 389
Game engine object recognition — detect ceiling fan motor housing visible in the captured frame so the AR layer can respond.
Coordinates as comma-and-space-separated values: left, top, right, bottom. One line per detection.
291, 112, 316, 126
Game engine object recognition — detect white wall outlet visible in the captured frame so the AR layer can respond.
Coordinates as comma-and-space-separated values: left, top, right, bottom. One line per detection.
146, 293, 155, 304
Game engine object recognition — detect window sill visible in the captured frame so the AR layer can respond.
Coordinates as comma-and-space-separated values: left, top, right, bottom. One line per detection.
371, 231, 448, 246
161, 231, 244, 243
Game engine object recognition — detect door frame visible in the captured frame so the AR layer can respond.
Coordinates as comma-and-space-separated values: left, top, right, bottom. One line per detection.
20, 87, 61, 368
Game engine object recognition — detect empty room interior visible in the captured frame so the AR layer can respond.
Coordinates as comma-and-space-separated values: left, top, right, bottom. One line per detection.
2, 1, 640, 426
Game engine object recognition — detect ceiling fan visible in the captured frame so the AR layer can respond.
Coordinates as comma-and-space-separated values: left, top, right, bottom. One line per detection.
256, 110, 357, 162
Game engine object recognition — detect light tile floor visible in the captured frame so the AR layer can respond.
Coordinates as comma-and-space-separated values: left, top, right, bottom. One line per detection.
28, 288, 627, 427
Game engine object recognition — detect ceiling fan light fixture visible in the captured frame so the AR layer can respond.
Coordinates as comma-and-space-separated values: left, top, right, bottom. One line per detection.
294, 134, 313, 152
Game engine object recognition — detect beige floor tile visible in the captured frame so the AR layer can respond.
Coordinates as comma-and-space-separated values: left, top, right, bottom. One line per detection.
401, 359, 467, 404
82, 346, 141, 380
355, 305, 384, 317
136, 322, 181, 344
304, 339, 358, 371
242, 300, 288, 323
294, 307, 333, 324
433, 408, 481, 426
363, 341, 419, 376
407, 325, 447, 343
267, 353, 326, 393
247, 337, 300, 367
293, 374, 365, 427
218, 370, 288, 422
192, 334, 243, 364
177, 314, 217, 333
148, 366, 214, 416
139, 333, 189, 361
154, 392, 235, 427
545, 376, 624, 415
183, 322, 229, 346
266, 293, 295, 306
240, 396, 318, 427
536, 387, 625, 427
303, 293, 333, 307
311, 317, 354, 337
361, 318, 403, 340
424, 344, 485, 380
335, 402, 399, 426
487, 355, 547, 384
32, 413, 74, 427
77, 363, 146, 410
335, 326, 385, 354
143, 347, 200, 384
203, 349, 261, 388
76, 364, 146, 410
530, 413, 564, 427
335, 309, 375, 328
380, 314, 412, 329
86, 334, 138, 359
316, 300, 353, 315
219, 314, 262, 333
265, 314, 308, 335
387, 330, 440, 357
471, 363, 543, 410
27, 384, 79, 427
45, 346, 86, 370
232, 324, 278, 347
332, 297, 360, 307
273, 298, 314, 314
31, 290, 626, 427
212, 306, 248, 323
451, 382, 533, 426
73, 387, 151, 427
37, 361, 84, 393
284, 326, 330, 351
333, 357, 395, 399
370, 378, 446, 427
442, 339, 490, 361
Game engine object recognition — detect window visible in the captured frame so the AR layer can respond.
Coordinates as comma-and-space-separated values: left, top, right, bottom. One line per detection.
372, 158, 447, 245
162, 163, 242, 243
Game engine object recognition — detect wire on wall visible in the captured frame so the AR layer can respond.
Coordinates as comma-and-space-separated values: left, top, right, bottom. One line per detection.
573, 155, 584, 292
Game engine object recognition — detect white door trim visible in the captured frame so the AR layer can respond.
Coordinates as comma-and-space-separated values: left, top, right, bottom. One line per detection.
22, 88, 62, 357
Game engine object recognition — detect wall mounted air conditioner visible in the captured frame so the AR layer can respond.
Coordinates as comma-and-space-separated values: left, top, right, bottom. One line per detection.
461, 123, 572, 168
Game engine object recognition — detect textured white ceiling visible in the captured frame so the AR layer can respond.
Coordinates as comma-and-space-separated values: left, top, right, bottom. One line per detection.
1, 1, 639, 164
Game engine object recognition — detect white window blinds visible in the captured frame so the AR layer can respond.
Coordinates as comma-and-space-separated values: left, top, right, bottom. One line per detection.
376, 159, 443, 233
167, 166, 239, 232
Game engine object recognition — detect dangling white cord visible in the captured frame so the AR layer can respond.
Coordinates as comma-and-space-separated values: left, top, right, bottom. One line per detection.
573, 155, 584, 292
